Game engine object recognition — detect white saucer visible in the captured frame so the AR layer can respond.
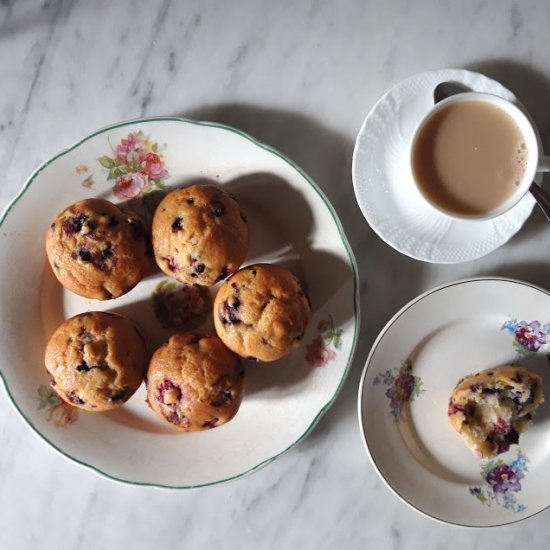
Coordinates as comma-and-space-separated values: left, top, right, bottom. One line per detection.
352, 69, 538, 264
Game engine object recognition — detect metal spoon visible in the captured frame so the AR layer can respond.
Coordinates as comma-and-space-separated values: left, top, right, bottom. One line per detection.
433, 81, 550, 222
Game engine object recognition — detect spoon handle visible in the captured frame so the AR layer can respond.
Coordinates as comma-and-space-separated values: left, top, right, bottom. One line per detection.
537, 155, 550, 172
529, 183, 550, 222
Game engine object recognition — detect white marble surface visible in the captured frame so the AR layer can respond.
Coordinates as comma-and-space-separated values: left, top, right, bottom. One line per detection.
2, 0, 550, 547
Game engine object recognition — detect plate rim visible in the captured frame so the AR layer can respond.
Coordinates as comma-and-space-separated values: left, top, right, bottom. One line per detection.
351, 68, 535, 264
0, 116, 360, 489
357, 276, 550, 527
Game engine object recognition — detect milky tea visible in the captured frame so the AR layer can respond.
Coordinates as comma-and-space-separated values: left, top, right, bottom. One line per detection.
412, 100, 528, 217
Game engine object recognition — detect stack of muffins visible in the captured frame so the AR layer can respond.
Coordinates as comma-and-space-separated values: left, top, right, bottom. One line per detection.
44, 185, 312, 431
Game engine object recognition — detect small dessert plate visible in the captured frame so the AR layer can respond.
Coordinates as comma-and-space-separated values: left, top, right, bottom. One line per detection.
358, 278, 550, 527
352, 69, 539, 263
0, 117, 359, 488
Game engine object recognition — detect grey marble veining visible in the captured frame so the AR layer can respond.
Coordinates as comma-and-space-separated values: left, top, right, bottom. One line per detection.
2, 0, 550, 548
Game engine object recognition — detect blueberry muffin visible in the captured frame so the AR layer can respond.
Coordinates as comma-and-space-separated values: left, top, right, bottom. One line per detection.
46, 199, 149, 300
213, 264, 312, 362
45, 312, 147, 412
448, 366, 544, 458
146, 332, 244, 431
151, 185, 249, 286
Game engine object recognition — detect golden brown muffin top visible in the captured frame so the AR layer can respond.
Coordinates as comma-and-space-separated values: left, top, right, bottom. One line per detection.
213, 263, 312, 362
151, 185, 249, 286
46, 199, 149, 300
45, 312, 147, 411
146, 332, 244, 431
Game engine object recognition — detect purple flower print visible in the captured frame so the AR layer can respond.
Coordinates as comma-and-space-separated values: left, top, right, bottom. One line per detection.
469, 450, 529, 512
486, 464, 523, 494
515, 321, 546, 352
373, 359, 424, 422
385, 371, 415, 411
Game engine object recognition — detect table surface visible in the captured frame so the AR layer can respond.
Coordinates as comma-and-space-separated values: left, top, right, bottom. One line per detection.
2, 0, 550, 548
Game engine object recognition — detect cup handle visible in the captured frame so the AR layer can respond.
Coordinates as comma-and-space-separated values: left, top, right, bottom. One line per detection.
536, 156, 550, 172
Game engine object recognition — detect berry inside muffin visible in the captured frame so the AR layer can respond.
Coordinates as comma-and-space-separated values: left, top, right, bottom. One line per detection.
448, 366, 544, 458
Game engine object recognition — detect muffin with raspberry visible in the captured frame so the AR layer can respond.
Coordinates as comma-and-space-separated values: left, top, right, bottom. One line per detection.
46, 199, 149, 300
146, 332, 244, 431
44, 312, 147, 411
213, 263, 312, 362
448, 365, 544, 458
151, 185, 249, 286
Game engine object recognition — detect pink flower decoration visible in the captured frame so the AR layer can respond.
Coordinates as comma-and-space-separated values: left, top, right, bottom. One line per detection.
81, 176, 94, 189
305, 336, 337, 367
113, 172, 147, 200
140, 152, 168, 180
115, 132, 141, 163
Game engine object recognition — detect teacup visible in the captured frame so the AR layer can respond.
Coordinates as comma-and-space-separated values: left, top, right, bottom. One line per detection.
410, 92, 550, 220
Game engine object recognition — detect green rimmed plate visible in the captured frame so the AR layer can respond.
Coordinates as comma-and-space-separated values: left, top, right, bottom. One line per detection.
0, 118, 359, 488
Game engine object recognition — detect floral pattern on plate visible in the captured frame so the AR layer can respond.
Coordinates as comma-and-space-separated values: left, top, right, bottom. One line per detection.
305, 315, 342, 367
152, 279, 211, 329
97, 130, 169, 200
469, 449, 529, 513
37, 384, 79, 427
75, 164, 94, 188
372, 359, 424, 422
501, 319, 550, 357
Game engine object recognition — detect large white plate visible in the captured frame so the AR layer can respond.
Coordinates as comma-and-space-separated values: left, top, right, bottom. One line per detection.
0, 118, 359, 488
358, 278, 550, 527
352, 69, 539, 263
